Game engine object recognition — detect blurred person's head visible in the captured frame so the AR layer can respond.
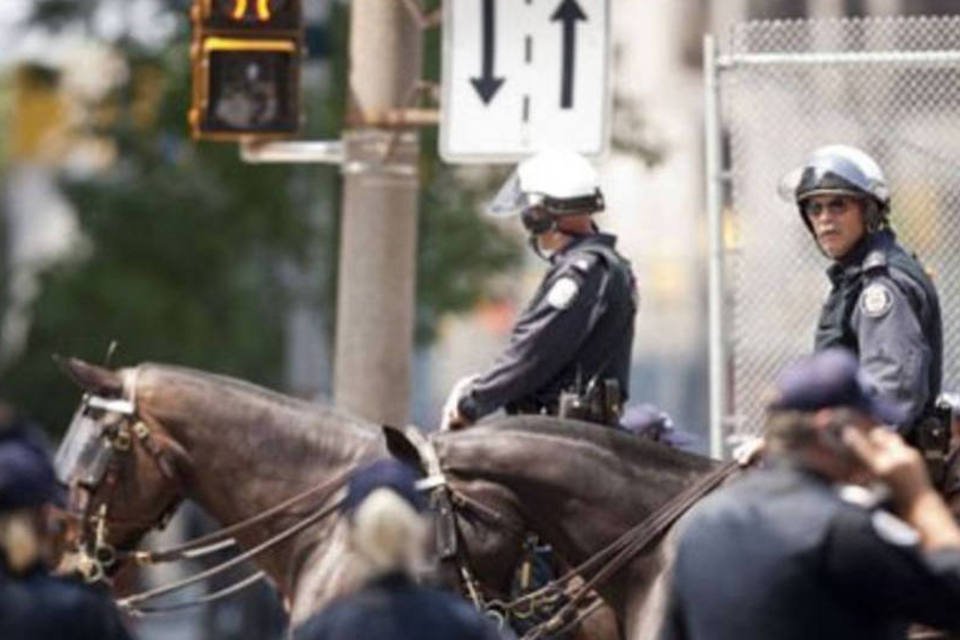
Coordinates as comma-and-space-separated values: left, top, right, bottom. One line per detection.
764, 348, 906, 481
0, 423, 63, 575
342, 460, 428, 582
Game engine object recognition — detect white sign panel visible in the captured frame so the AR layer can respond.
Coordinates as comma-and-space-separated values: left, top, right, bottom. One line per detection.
441, 0, 610, 163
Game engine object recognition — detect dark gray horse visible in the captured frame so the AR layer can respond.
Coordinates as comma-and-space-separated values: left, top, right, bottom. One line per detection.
418, 417, 722, 639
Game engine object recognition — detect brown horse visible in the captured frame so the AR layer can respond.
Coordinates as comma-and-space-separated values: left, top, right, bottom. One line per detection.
416, 416, 723, 640
54, 358, 386, 627
55, 358, 719, 638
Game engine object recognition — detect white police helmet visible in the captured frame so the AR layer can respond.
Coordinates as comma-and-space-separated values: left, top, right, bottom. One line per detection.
487, 148, 605, 219
779, 145, 890, 207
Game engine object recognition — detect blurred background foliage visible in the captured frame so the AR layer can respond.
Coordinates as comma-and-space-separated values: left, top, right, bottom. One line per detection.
1, 0, 522, 431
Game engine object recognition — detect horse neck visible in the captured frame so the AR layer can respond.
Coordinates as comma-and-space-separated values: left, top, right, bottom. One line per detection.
437, 422, 716, 566
133, 366, 382, 590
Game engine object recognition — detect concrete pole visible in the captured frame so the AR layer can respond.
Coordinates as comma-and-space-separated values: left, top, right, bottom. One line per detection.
333, 0, 421, 425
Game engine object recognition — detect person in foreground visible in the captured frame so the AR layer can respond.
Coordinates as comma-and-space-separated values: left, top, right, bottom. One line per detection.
662, 348, 960, 640
0, 416, 134, 640
294, 459, 509, 640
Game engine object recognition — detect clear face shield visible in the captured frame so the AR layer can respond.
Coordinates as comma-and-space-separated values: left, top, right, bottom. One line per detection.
487, 169, 532, 218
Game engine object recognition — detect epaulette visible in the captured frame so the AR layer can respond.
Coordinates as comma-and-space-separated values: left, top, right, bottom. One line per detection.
565, 250, 601, 275
862, 249, 888, 275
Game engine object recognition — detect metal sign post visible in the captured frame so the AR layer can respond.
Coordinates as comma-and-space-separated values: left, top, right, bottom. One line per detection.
440, 0, 610, 162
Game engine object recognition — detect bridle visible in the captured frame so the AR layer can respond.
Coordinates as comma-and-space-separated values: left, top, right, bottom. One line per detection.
57, 390, 186, 585
422, 437, 745, 640
55, 373, 359, 616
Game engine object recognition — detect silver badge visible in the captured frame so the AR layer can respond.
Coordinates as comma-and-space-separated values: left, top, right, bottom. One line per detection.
861, 283, 893, 318
546, 277, 580, 310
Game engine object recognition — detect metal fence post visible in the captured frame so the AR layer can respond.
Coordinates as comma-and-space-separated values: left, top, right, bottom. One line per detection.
704, 33, 727, 460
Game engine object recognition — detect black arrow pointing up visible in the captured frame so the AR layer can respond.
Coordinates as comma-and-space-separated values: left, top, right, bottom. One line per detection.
470, 0, 505, 105
551, 0, 587, 109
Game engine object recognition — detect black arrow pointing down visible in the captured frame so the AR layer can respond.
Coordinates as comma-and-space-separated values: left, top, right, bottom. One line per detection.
470, 0, 505, 105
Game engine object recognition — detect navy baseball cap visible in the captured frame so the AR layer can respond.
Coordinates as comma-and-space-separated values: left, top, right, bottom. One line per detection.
767, 348, 907, 426
342, 459, 426, 518
0, 424, 64, 511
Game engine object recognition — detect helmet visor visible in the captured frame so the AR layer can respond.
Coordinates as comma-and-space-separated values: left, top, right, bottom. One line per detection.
487, 170, 533, 218
779, 152, 889, 203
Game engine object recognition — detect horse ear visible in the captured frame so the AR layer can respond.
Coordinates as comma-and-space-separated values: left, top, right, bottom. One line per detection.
54, 356, 124, 397
382, 425, 426, 475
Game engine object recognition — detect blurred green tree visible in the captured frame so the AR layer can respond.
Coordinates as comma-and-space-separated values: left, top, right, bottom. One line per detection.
2, 0, 523, 431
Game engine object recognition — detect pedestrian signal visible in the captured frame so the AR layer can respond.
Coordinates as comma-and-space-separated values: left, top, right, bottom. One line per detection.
190, 0, 302, 140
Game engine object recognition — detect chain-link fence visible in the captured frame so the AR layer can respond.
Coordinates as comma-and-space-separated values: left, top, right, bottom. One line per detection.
710, 16, 960, 448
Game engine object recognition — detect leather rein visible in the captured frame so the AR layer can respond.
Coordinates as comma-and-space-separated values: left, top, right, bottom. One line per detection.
60, 380, 355, 617
436, 447, 742, 639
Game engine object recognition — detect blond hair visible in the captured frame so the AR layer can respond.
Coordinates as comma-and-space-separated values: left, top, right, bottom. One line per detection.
348, 488, 428, 578
0, 510, 42, 574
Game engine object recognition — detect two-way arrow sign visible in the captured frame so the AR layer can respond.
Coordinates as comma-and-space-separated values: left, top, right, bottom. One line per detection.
442, 0, 610, 162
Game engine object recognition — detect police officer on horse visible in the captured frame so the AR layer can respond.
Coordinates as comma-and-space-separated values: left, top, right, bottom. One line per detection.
782, 145, 946, 466
443, 148, 637, 429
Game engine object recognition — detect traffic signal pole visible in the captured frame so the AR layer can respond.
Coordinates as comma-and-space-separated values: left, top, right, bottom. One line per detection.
333, 0, 422, 425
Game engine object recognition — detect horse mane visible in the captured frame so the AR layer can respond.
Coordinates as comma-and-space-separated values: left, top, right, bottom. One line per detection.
136, 362, 354, 421
131, 363, 383, 460
436, 414, 718, 477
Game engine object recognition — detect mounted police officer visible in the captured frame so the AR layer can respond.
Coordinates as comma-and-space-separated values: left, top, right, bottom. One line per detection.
442, 148, 637, 429
0, 413, 134, 640
782, 145, 944, 454
294, 460, 508, 640
663, 349, 960, 640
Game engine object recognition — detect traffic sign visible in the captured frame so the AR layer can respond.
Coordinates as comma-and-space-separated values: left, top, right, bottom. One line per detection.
441, 0, 610, 163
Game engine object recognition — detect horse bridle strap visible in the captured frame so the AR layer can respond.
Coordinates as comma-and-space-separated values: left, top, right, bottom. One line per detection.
520, 460, 741, 640
120, 459, 356, 566
117, 491, 347, 615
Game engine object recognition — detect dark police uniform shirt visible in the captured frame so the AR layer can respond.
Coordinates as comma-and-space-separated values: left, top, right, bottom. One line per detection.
0, 566, 134, 640
293, 572, 508, 640
663, 463, 960, 640
815, 229, 942, 429
457, 232, 637, 421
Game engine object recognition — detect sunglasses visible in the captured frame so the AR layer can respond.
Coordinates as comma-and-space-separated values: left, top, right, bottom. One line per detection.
801, 197, 858, 218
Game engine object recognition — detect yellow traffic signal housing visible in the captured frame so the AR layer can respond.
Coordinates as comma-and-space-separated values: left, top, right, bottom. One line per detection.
190, 0, 302, 141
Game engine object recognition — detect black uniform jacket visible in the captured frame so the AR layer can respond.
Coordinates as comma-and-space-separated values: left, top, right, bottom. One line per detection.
663, 463, 960, 640
293, 572, 508, 640
0, 566, 134, 640
458, 232, 637, 421
815, 229, 942, 428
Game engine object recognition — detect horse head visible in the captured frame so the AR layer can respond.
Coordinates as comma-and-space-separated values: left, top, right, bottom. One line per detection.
54, 357, 189, 584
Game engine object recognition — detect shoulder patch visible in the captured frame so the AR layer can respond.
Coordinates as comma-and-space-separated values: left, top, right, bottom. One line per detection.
871, 510, 920, 547
546, 277, 580, 310
860, 283, 894, 318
